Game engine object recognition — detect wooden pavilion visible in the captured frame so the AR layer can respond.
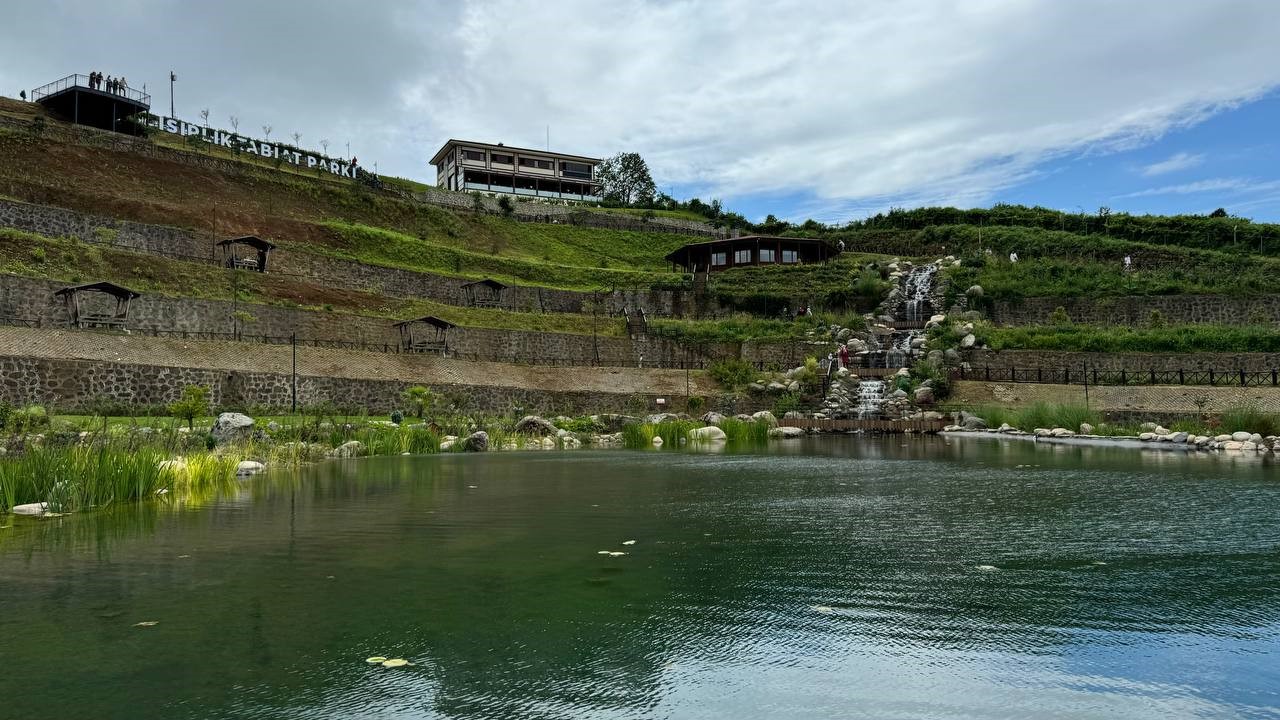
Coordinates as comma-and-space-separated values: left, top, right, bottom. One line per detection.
394, 316, 457, 354
53, 281, 141, 329
215, 235, 275, 272
460, 278, 507, 308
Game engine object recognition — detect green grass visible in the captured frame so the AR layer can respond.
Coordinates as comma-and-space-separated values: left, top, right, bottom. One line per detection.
980, 322, 1280, 353
707, 254, 897, 313
319, 220, 690, 291
649, 315, 819, 344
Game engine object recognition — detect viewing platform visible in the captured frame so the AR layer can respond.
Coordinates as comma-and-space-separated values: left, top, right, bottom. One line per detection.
31, 74, 151, 135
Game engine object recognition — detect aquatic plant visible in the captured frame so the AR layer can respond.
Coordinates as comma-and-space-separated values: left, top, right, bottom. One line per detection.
716, 418, 770, 444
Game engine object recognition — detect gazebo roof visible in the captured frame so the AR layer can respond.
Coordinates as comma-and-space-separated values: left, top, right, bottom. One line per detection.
53, 281, 141, 299
459, 278, 508, 291
215, 235, 276, 251
393, 315, 457, 330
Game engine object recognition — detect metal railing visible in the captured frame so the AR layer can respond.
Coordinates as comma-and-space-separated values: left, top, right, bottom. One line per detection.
958, 365, 1280, 388
31, 74, 151, 106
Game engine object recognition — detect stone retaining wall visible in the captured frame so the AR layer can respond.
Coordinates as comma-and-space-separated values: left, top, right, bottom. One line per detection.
969, 349, 1280, 373
0, 355, 682, 415
0, 197, 700, 317
0, 274, 802, 368
988, 294, 1280, 326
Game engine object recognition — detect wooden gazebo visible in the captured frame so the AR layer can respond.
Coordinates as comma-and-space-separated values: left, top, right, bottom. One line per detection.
53, 281, 140, 329
394, 316, 457, 354
460, 278, 507, 308
215, 235, 275, 272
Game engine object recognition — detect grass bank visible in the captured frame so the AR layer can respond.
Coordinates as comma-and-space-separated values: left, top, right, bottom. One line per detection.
978, 322, 1280, 353
955, 402, 1280, 438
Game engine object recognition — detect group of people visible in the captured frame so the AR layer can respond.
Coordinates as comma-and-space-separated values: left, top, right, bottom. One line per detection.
781, 305, 814, 320
86, 71, 128, 94
827, 343, 852, 370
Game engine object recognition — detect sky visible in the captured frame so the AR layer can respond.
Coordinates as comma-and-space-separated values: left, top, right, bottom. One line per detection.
3, 0, 1280, 223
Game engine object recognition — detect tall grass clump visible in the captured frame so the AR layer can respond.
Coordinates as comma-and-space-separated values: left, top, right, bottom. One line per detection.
965, 403, 1099, 432
1219, 405, 1280, 436
621, 420, 701, 449
716, 417, 770, 445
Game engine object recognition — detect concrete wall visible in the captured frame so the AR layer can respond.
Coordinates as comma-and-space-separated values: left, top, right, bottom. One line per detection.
988, 294, 1280, 326
0, 197, 701, 317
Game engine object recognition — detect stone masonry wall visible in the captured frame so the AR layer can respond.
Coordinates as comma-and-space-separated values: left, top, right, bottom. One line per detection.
0, 197, 700, 317
0, 355, 681, 415
988, 294, 1280, 326
969, 349, 1280, 374
0, 275, 797, 367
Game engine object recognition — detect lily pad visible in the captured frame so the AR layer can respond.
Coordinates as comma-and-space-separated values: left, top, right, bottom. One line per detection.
381, 658, 412, 668
366, 656, 388, 664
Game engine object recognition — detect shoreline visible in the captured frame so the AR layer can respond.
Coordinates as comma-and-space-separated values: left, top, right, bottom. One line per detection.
940, 428, 1278, 456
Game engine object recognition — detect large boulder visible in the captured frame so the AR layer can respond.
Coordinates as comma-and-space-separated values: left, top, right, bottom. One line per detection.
688, 426, 727, 442
235, 460, 265, 476
768, 426, 805, 439
461, 431, 489, 452
700, 411, 726, 425
1231, 431, 1252, 442
1079, 423, 1095, 435
958, 411, 987, 430
960, 334, 977, 349
751, 411, 779, 426
592, 414, 638, 433
914, 386, 936, 405
644, 413, 684, 425
328, 441, 365, 459
210, 412, 254, 444
513, 415, 557, 436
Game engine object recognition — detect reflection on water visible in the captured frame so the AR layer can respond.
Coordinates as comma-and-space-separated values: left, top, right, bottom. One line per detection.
1, 437, 1278, 719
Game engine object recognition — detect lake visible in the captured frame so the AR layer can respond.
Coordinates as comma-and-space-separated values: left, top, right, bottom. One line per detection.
2, 437, 1278, 719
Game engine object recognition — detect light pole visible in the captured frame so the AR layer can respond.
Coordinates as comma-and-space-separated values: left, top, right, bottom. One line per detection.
169, 71, 176, 117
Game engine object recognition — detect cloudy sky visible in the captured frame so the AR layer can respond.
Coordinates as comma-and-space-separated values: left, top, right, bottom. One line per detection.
4, 0, 1280, 222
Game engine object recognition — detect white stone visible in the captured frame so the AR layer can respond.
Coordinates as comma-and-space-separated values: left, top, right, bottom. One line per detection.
1250, 433, 1264, 445
689, 426, 728, 442
768, 426, 806, 439
1079, 423, 1094, 435
1241, 441, 1259, 451
11, 502, 49, 516
1050, 428, 1075, 437
1169, 432, 1189, 443
1153, 426, 1171, 436
1214, 434, 1233, 442
439, 439, 456, 451
210, 412, 254, 444
1231, 431, 1253, 442
960, 334, 976, 348
1222, 441, 1244, 451
236, 460, 265, 476
1138, 432, 1156, 441
328, 441, 365, 458
751, 411, 779, 426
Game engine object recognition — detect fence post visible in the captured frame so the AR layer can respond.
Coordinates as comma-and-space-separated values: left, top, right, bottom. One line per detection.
1149, 369, 1155, 384
1178, 369, 1184, 385
1209, 369, 1214, 385
1037, 367, 1042, 382
1273, 369, 1277, 387
1240, 369, 1246, 387
1120, 369, 1126, 384
985, 366, 990, 381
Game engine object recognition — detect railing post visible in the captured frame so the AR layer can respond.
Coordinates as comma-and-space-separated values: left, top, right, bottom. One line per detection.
1178, 369, 1184, 385
1120, 369, 1126, 384
985, 366, 990, 381
1149, 369, 1155, 384
1240, 369, 1246, 387
1209, 369, 1214, 385
1064, 367, 1069, 384
1037, 367, 1042, 382
1273, 369, 1277, 386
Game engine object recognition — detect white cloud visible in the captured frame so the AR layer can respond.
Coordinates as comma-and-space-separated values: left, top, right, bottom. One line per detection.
1140, 152, 1205, 176
1118, 177, 1280, 199
2, 0, 1279, 220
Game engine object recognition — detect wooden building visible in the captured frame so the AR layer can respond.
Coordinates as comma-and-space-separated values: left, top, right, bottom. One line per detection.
664, 236, 838, 274
460, 279, 507, 308
54, 281, 140, 329
394, 316, 457, 354
216, 235, 275, 272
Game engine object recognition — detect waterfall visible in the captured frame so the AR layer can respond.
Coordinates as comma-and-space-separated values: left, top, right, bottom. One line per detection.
856, 380, 885, 419
886, 330, 919, 368
901, 264, 938, 321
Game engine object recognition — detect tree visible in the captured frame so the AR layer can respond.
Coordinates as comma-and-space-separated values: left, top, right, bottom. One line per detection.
598, 152, 657, 206
1210, 207, 1228, 218
320, 138, 329, 155
402, 385, 436, 419
168, 385, 210, 430
262, 124, 272, 141
228, 115, 239, 133
292, 132, 301, 146
200, 108, 209, 125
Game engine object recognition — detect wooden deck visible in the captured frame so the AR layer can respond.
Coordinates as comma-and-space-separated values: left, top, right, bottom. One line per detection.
780, 418, 947, 433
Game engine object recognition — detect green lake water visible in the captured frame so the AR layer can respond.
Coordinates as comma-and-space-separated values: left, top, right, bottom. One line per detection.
2, 437, 1279, 719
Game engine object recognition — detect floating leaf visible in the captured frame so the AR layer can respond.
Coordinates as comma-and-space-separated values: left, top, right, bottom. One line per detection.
381, 658, 411, 668
622, 540, 636, 545
366, 656, 388, 664
134, 621, 159, 627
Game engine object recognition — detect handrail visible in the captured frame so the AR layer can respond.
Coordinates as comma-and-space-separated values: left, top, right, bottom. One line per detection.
31, 74, 151, 106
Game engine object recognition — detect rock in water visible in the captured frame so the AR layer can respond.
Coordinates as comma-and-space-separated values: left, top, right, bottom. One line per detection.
461, 431, 489, 452
700, 411, 726, 425
513, 415, 557, 436
688, 426, 727, 442
768, 426, 805, 439
751, 411, 779, 426
328, 441, 365, 458
236, 460, 265, 476
210, 412, 254, 444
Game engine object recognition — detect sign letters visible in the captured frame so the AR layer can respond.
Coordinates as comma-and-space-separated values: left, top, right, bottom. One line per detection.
144, 115, 358, 179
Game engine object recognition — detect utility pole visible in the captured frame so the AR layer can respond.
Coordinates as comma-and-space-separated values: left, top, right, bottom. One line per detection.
169, 71, 176, 117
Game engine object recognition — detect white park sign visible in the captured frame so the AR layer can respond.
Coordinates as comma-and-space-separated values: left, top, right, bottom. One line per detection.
144, 115, 358, 178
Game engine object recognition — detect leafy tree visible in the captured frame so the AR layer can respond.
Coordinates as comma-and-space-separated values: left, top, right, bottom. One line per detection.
598, 152, 657, 206
168, 385, 210, 430
402, 385, 436, 419
497, 195, 514, 216
1209, 207, 1228, 218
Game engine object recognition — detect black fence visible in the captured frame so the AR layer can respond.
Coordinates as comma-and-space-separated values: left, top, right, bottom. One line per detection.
958, 365, 1280, 388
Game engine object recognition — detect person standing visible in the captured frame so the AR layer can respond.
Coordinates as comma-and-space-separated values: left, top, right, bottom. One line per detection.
838, 343, 850, 369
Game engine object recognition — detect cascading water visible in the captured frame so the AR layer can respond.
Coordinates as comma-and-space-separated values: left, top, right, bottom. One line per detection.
856, 379, 885, 419
886, 329, 919, 368
901, 264, 938, 321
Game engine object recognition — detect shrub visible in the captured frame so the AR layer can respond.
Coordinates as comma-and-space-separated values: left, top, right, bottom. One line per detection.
1219, 405, 1280, 436
402, 385, 436, 419
686, 396, 706, 413
1048, 306, 1072, 325
708, 358, 757, 390
168, 385, 210, 430
773, 392, 801, 417
9, 405, 49, 433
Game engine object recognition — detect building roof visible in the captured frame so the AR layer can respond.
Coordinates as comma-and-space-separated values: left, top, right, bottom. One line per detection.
53, 281, 141, 299
430, 139, 602, 167
393, 315, 457, 330
215, 235, 276, 251
459, 278, 508, 291
663, 235, 837, 263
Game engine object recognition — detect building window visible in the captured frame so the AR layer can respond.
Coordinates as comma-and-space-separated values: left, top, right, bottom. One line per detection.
561, 161, 593, 179
491, 153, 513, 164
462, 149, 485, 162
782, 250, 798, 263
759, 248, 776, 263
734, 249, 752, 264
711, 252, 727, 266
519, 157, 554, 170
